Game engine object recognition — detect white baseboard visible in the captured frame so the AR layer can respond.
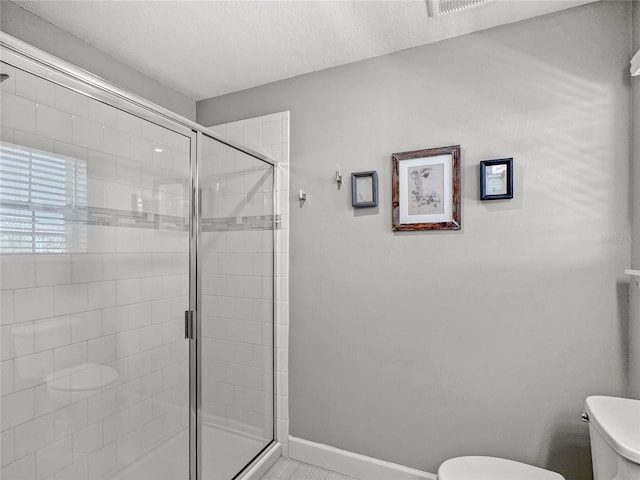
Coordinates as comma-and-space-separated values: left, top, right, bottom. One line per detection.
288, 436, 437, 480
238, 442, 282, 480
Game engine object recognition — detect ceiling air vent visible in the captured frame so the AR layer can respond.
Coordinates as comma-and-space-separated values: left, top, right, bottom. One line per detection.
427, 0, 493, 17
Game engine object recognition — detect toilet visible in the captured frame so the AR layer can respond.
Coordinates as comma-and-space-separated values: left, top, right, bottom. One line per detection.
437, 456, 565, 480
438, 395, 640, 480
584, 395, 640, 480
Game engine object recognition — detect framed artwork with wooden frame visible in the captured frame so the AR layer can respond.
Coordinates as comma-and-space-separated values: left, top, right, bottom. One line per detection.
392, 145, 461, 231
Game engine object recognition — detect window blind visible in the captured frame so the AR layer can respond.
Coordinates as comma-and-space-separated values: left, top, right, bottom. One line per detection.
0, 142, 87, 253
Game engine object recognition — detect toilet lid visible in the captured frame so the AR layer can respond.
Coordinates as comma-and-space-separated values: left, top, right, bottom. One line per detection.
437, 456, 565, 480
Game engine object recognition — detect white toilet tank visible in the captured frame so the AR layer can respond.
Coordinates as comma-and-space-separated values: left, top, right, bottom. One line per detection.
584, 396, 640, 480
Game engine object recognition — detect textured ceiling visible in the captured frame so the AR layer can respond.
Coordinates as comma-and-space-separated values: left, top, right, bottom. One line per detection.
14, 0, 596, 101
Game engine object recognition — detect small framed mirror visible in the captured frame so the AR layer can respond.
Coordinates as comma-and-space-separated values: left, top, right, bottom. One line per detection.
351, 171, 378, 208
480, 158, 513, 200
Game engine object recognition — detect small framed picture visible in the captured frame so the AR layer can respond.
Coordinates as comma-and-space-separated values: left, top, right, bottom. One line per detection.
352, 171, 378, 208
392, 145, 461, 231
480, 158, 513, 200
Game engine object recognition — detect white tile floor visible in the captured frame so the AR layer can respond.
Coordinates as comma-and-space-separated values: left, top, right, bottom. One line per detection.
261, 458, 357, 480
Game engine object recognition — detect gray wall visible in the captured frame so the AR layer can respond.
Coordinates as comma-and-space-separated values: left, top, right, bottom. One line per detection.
0, 1, 196, 120
198, 2, 632, 478
630, 1, 640, 399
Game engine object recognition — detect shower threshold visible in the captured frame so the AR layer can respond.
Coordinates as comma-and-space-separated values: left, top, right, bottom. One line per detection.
110, 424, 267, 480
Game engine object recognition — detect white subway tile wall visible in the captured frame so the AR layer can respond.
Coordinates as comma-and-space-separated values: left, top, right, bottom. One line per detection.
1, 64, 190, 479
199, 137, 274, 469
207, 111, 290, 457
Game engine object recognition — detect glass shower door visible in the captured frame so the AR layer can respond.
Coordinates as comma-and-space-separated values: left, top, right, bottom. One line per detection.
0, 62, 192, 480
198, 134, 275, 479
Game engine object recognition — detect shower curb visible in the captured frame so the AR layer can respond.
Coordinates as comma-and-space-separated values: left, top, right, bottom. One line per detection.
238, 442, 282, 480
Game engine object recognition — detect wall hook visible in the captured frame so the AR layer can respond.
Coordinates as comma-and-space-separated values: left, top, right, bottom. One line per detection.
299, 189, 307, 201
336, 171, 343, 185
625, 270, 640, 287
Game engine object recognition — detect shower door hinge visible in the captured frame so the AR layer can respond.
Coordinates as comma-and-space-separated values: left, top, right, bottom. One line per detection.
184, 310, 195, 339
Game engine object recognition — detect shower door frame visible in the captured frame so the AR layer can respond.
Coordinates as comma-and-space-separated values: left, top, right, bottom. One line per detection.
195, 131, 278, 480
0, 32, 279, 480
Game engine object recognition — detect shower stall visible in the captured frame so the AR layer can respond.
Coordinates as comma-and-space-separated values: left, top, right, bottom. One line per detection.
0, 33, 282, 480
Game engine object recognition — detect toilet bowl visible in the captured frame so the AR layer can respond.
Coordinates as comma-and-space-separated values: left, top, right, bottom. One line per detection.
437, 456, 565, 480
584, 395, 640, 480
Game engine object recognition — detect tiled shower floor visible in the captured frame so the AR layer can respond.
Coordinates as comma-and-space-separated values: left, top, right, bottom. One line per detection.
111, 425, 355, 480
113, 424, 264, 480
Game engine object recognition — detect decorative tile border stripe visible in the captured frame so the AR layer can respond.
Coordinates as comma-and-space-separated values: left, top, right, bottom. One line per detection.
0, 201, 189, 231
0, 202, 281, 233
202, 214, 281, 232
